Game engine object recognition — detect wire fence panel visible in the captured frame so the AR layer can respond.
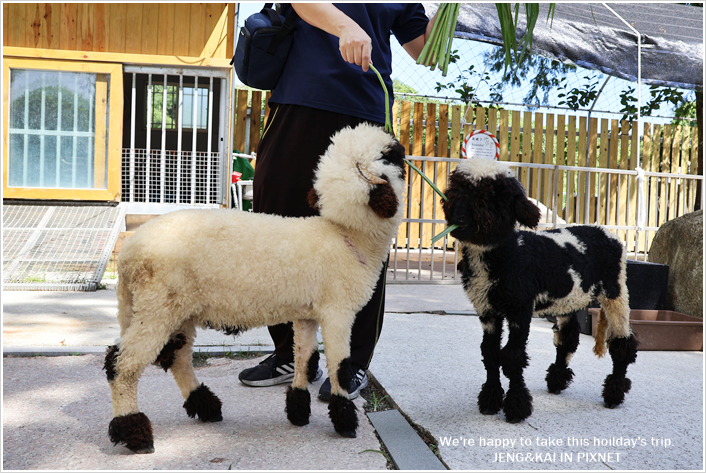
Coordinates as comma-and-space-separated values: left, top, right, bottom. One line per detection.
3, 204, 126, 291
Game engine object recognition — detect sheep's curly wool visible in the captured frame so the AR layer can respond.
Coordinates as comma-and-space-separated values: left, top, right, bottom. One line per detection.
443, 158, 638, 423
104, 123, 407, 453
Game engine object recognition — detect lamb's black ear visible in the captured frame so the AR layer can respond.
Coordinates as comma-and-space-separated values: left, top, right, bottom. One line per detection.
384, 141, 407, 179
307, 188, 320, 210
368, 180, 398, 219
513, 182, 541, 229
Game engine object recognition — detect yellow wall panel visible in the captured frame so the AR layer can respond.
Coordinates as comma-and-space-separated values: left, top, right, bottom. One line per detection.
108, 3, 126, 53
60, 3, 77, 51
157, 3, 175, 56
141, 3, 160, 55
93, 3, 107, 52
25, 3, 38, 48
46, 3, 61, 50
3, 4, 8, 45
76, 3, 93, 51
173, 3, 192, 56
124, 4, 143, 54
5, 3, 234, 60
28, 3, 44, 48
203, 4, 228, 58
189, 3, 206, 57
8, 4, 26, 47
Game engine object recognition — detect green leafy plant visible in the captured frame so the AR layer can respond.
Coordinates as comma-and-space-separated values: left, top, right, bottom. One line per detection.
434, 64, 491, 105
558, 75, 600, 110
619, 85, 686, 122
365, 391, 391, 412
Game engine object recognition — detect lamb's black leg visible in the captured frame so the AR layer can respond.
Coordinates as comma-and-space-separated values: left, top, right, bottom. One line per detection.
500, 314, 533, 423
603, 334, 638, 408
477, 314, 505, 416
546, 313, 580, 394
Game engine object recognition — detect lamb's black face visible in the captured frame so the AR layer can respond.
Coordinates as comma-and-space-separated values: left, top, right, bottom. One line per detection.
378, 140, 406, 181
442, 171, 540, 246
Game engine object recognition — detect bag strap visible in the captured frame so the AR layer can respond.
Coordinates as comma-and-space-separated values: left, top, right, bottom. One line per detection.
265, 4, 299, 55
261, 4, 282, 28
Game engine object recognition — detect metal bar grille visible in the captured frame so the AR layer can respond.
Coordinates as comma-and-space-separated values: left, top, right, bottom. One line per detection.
121, 149, 222, 204
3, 204, 126, 291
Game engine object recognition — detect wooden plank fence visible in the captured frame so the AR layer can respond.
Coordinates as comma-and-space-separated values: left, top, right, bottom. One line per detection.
234, 91, 701, 256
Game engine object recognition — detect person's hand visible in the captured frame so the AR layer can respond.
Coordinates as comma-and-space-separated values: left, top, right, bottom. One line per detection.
338, 23, 372, 72
291, 3, 373, 72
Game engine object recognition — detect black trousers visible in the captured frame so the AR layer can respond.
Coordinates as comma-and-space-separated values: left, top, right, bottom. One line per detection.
252, 103, 387, 369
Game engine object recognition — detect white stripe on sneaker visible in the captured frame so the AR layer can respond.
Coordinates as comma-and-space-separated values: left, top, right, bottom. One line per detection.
275, 365, 294, 376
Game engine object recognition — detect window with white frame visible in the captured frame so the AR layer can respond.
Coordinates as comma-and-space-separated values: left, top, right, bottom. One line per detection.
148, 83, 208, 131
7, 69, 109, 190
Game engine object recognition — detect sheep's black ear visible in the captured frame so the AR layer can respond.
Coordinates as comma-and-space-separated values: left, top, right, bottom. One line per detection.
307, 188, 319, 210
368, 181, 398, 219
383, 141, 407, 179
515, 193, 541, 229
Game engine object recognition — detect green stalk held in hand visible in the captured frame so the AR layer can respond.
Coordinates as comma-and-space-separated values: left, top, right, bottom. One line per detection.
416, 3, 459, 77
368, 64, 461, 245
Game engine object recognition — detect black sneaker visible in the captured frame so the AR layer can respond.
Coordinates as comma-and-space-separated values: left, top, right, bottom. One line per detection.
317, 365, 368, 401
238, 354, 321, 387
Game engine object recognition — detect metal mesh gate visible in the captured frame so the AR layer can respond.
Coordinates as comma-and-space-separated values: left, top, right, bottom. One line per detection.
3, 203, 126, 291
121, 66, 229, 206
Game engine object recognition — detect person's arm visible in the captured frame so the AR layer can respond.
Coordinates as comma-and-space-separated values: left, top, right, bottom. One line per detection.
401, 10, 438, 63
291, 3, 373, 71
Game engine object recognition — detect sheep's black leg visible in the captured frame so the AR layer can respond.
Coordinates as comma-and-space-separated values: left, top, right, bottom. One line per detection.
603, 334, 638, 408
320, 318, 358, 437
286, 319, 319, 427
499, 314, 533, 423
477, 314, 505, 416
546, 313, 580, 394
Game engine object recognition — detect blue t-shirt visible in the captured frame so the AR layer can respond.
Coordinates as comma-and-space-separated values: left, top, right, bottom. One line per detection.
270, 3, 429, 123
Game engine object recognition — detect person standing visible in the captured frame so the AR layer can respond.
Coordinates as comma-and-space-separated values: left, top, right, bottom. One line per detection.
239, 3, 436, 401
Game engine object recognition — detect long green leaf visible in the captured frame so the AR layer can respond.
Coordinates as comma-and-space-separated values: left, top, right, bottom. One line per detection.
368, 64, 393, 134
404, 159, 447, 201
431, 224, 460, 245
495, 3, 556, 73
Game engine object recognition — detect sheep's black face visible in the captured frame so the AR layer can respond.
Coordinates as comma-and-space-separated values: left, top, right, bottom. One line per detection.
379, 140, 406, 181
367, 140, 406, 219
442, 171, 540, 246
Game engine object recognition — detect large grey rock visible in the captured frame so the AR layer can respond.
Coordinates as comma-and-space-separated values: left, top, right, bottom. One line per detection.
648, 210, 703, 318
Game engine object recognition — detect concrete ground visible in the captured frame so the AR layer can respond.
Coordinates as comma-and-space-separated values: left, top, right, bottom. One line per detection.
2, 282, 704, 470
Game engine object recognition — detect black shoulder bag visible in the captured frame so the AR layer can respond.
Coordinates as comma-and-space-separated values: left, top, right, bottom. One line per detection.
232, 3, 299, 91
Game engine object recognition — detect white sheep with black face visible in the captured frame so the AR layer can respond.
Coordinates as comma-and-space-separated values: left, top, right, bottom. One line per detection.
442, 158, 638, 424
104, 123, 407, 453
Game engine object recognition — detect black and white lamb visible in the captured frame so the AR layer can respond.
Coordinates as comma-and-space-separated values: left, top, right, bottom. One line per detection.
103, 123, 406, 453
442, 157, 638, 423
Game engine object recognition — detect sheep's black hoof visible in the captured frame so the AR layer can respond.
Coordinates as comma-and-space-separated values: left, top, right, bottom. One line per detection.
183, 384, 223, 422
286, 386, 311, 426
338, 429, 357, 438
602, 375, 631, 409
329, 393, 358, 438
108, 412, 154, 454
477, 382, 504, 415
503, 386, 532, 424
546, 363, 574, 394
